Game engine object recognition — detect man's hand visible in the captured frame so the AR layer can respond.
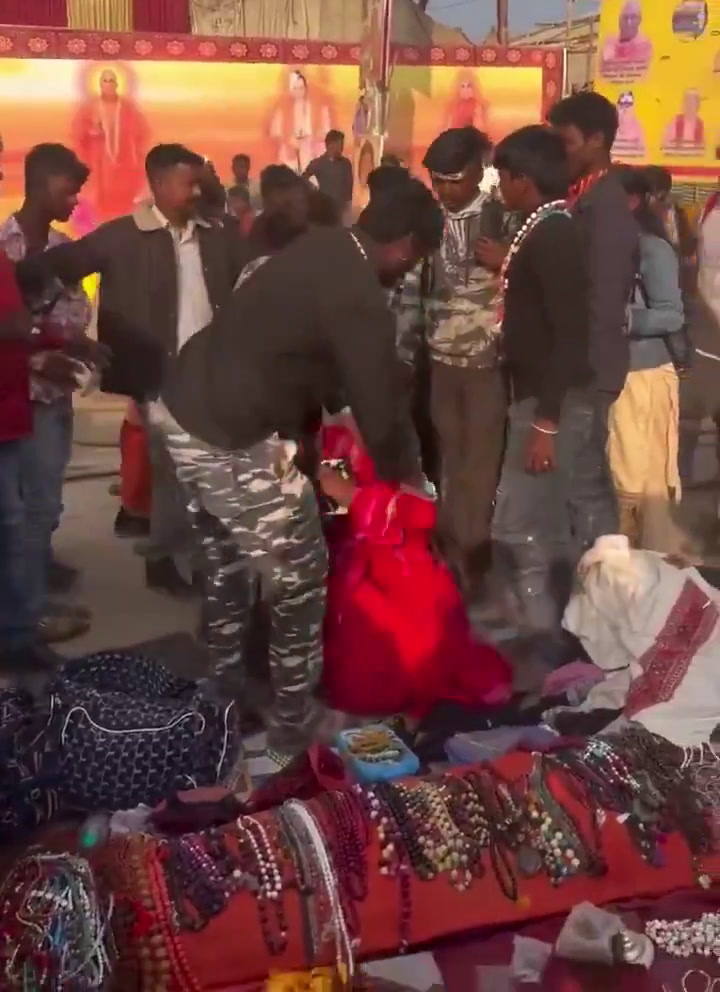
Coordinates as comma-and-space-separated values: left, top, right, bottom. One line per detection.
62, 334, 111, 369
474, 238, 507, 272
318, 465, 356, 508
30, 351, 85, 388
525, 420, 558, 474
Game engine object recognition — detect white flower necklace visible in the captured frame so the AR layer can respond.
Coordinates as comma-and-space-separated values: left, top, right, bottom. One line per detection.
495, 199, 569, 322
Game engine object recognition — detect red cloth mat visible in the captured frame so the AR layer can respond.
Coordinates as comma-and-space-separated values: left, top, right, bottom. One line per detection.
89, 752, 720, 990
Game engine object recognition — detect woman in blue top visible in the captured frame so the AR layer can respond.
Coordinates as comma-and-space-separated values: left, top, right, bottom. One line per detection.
608, 165, 687, 554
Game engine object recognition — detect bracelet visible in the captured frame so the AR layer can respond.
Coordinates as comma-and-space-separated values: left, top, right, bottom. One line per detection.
531, 422, 558, 436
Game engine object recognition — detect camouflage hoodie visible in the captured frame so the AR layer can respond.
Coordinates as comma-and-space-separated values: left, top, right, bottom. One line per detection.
395, 188, 506, 370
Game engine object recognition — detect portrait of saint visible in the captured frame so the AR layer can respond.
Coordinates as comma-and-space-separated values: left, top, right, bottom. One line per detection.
672, 0, 708, 38
445, 71, 488, 132
662, 89, 706, 155
269, 69, 332, 174
72, 64, 149, 222
612, 91, 646, 159
599, 0, 653, 81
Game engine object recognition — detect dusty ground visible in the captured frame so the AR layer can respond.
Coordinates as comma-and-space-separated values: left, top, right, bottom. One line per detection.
54, 423, 720, 667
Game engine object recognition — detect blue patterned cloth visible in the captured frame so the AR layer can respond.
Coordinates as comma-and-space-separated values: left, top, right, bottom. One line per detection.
0, 652, 242, 842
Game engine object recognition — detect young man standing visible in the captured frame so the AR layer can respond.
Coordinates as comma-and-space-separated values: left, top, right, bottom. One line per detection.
230, 153, 261, 210
404, 126, 509, 597
16, 144, 246, 597
303, 130, 354, 221
490, 125, 617, 652
158, 179, 443, 761
0, 143, 94, 642
547, 91, 636, 546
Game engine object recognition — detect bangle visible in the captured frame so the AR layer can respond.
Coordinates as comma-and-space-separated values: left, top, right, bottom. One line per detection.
531, 422, 558, 436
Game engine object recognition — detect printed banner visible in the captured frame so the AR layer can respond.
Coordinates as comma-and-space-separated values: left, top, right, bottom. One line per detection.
0, 34, 558, 226
359, 0, 392, 91
596, 0, 720, 176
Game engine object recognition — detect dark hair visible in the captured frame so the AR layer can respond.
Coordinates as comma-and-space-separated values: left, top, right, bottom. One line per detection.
356, 176, 443, 251
493, 125, 569, 199
145, 143, 203, 182
614, 164, 669, 242
423, 126, 492, 175
380, 152, 402, 167
325, 129, 344, 145
643, 164, 673, 197
367, 164, 410, 198
232, 153, 250, 167
308, 189, 340, 226
227, 184, 251, 204
547, 91, 619, 149
259, 164, 303, 198
24, 143, 89, 193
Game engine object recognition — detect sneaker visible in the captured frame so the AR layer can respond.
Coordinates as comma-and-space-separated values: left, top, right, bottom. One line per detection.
48, 558, 79, 595
114, 507, 150, 539
145, 558, 197, 599
39, 607, 91, 644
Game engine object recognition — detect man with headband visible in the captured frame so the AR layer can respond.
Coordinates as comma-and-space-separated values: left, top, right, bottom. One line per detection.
396, 126, 511, 600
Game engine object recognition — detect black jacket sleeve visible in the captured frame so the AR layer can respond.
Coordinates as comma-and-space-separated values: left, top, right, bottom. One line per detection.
15, 223, 112, 295
317, 237, 419, 483
528, 215, 591, 422
574, 177, 637, 393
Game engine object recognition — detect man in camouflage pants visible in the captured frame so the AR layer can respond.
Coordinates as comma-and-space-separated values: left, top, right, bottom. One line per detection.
157, 181, 442, 761
150, 410, 326, 757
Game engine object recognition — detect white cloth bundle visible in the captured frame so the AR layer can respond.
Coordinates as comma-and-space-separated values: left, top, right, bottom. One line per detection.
562, 535, 720, 746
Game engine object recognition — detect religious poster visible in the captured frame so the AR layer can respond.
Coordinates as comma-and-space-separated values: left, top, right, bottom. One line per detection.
596, 0, 720, 178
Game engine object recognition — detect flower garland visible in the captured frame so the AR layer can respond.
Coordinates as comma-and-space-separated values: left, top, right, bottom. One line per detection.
495, 199, 570, 325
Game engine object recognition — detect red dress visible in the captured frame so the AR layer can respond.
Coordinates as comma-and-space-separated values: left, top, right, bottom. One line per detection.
320, 425, 512, 718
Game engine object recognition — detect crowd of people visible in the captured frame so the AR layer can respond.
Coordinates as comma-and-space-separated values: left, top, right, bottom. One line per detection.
1, 90, 719, 765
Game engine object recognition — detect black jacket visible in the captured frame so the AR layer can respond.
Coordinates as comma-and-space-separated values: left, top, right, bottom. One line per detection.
571, 170, 638, 394
163, 225, 419, 484
15, 203, 246, 399
503, 211, 593, 420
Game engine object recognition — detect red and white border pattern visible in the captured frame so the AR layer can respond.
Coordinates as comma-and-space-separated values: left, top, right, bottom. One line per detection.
0, 27, 563, 111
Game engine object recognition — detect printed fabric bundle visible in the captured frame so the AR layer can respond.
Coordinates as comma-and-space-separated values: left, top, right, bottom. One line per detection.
319, 424, 512, 718
0, 652, 241, 842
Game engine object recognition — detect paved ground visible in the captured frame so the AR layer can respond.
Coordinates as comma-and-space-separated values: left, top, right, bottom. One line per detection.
54, 451, 198, 658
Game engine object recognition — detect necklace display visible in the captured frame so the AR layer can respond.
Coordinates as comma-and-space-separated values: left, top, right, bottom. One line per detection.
153, 725, 714, 965
647, 912, 720, 960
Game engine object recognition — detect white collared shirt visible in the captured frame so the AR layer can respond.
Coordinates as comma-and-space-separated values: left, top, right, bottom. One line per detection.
151, 205, 214, 350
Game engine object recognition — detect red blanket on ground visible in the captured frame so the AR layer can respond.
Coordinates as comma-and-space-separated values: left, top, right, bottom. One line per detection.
320, 425, 511, 718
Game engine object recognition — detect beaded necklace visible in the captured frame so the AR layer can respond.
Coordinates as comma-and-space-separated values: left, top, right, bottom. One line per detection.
495, 199, 569, 324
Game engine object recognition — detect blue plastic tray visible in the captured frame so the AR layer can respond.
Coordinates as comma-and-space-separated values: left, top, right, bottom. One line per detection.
336, 724, 420, 783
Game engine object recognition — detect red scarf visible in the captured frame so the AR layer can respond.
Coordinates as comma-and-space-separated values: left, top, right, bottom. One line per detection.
567, 168, 608, 207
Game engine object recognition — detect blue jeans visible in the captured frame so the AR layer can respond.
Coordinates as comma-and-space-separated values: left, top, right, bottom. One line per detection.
0, 438, 38, 648
19, 400, 74, 621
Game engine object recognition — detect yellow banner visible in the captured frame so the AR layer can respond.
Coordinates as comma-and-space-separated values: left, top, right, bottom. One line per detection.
595, 0, 720, 178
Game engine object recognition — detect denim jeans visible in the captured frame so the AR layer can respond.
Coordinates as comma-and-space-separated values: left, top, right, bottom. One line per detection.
19, 400, 74, 620
0, 438, 38, 649
492, 390, 618, 633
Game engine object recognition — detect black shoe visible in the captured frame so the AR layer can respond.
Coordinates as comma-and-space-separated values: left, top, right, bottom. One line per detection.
114, 507, 150, 539
48, 557, 80, 595
145, 558, 197, 599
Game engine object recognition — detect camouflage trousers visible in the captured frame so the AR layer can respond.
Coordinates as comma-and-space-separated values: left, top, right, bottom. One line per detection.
151, 404, 327, 755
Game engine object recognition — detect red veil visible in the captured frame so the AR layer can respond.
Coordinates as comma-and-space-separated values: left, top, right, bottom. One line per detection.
320, 425, 512, 718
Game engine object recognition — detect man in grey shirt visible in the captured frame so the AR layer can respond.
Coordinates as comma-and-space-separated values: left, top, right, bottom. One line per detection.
303, 130, 353, 220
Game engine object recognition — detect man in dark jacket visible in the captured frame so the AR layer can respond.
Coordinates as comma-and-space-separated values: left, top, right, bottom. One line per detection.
158, 179, 443, 761
16, 143, 246, 596
303, 130, 354, 221
548, 91, 637, 547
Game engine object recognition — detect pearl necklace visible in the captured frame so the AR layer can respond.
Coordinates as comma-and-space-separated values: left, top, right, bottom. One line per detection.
499, 199, 570, 295
646, 911, 720, 960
